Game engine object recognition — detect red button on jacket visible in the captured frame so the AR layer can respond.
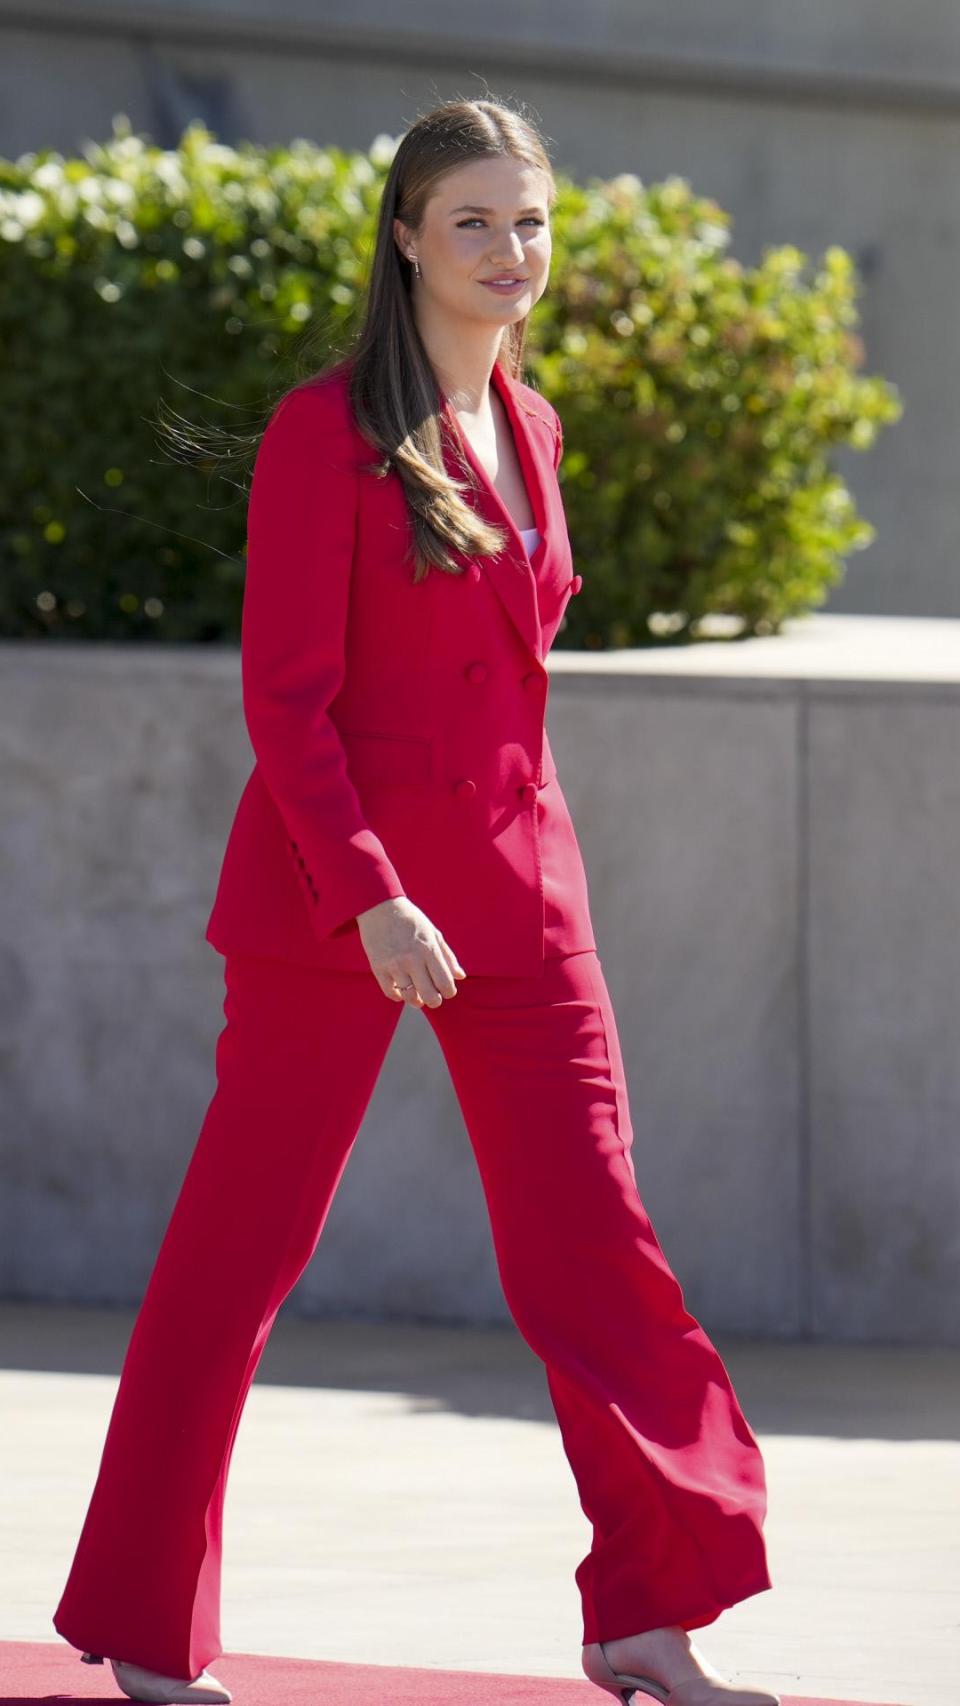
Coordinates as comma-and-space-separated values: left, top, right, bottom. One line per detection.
204, 355, 597, 976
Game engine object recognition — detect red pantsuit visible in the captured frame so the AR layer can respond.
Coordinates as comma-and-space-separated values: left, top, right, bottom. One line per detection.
53, 357, 772, 1679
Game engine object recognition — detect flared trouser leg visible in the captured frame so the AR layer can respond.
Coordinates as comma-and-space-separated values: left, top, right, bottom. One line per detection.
52, 955, 403, 1680
419, 950, 773, 1645
53, 945, 772, 1676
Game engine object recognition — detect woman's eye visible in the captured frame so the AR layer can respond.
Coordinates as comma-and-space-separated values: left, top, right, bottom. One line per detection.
456, 217, 545, 229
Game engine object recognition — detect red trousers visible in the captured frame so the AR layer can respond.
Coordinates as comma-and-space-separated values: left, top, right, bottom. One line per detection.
53, 949, 772, 1679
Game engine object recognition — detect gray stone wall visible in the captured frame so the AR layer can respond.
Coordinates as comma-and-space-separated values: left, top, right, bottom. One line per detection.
2, 619, 958, 1344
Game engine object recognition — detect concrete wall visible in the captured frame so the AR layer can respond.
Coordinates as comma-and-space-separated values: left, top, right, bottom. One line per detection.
2, 618, 959, 1345
1, 1, 959, 618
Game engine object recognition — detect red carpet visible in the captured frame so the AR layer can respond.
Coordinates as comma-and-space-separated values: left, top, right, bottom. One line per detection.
0, 1642, 908, 1706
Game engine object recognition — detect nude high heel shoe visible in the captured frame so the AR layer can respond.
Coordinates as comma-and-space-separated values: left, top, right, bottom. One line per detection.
81, 1650, 232, 1703
581, 1640, 780, 1706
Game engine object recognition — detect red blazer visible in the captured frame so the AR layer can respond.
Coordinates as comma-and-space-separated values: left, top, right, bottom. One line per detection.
204, 354, 597, 977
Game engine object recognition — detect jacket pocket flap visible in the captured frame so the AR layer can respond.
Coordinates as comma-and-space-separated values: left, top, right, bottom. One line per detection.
339, 729, 432, 785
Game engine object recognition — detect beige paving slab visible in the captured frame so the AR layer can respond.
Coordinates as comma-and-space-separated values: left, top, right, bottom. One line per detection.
545, 613, 960, 681
1, 1304, 957, 1706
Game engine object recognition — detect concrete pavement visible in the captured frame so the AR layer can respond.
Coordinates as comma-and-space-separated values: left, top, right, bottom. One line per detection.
2, 1302, 957, 1706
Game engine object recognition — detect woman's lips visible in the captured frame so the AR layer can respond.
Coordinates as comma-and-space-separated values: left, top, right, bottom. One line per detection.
479, 278, 528, 295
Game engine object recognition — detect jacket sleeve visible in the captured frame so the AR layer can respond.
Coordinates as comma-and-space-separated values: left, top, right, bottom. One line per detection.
240, 380, 408, 942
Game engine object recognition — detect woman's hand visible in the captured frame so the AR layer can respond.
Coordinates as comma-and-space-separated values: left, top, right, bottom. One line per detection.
357, 896, 467, 1006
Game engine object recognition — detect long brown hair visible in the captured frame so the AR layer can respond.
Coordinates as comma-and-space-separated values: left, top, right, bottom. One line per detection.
329, 96, 558, 583
155, 97, 557, 585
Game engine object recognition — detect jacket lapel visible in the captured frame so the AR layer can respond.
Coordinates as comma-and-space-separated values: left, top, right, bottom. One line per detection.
440, 360, 547, 661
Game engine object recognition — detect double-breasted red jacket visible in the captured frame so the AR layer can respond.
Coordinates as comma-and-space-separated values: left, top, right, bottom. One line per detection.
204, 353, 597, 977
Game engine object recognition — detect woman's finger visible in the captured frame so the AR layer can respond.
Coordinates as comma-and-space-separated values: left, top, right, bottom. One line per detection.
436, 933, 467, 982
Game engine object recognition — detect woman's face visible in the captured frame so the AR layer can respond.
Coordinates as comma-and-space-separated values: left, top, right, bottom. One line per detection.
395, 154, 552, 328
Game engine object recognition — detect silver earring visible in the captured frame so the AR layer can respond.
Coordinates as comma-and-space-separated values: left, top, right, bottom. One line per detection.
408, 253, 421, 279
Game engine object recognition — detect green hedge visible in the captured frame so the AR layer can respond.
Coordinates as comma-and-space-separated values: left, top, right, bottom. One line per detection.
0, 117, 901, 645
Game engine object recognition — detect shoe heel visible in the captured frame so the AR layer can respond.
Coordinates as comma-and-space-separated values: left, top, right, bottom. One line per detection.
81, 1652, 104, 1664
582, 1641, 669, 1705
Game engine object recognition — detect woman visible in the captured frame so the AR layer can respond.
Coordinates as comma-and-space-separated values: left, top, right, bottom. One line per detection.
52, 98, 779, 1706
